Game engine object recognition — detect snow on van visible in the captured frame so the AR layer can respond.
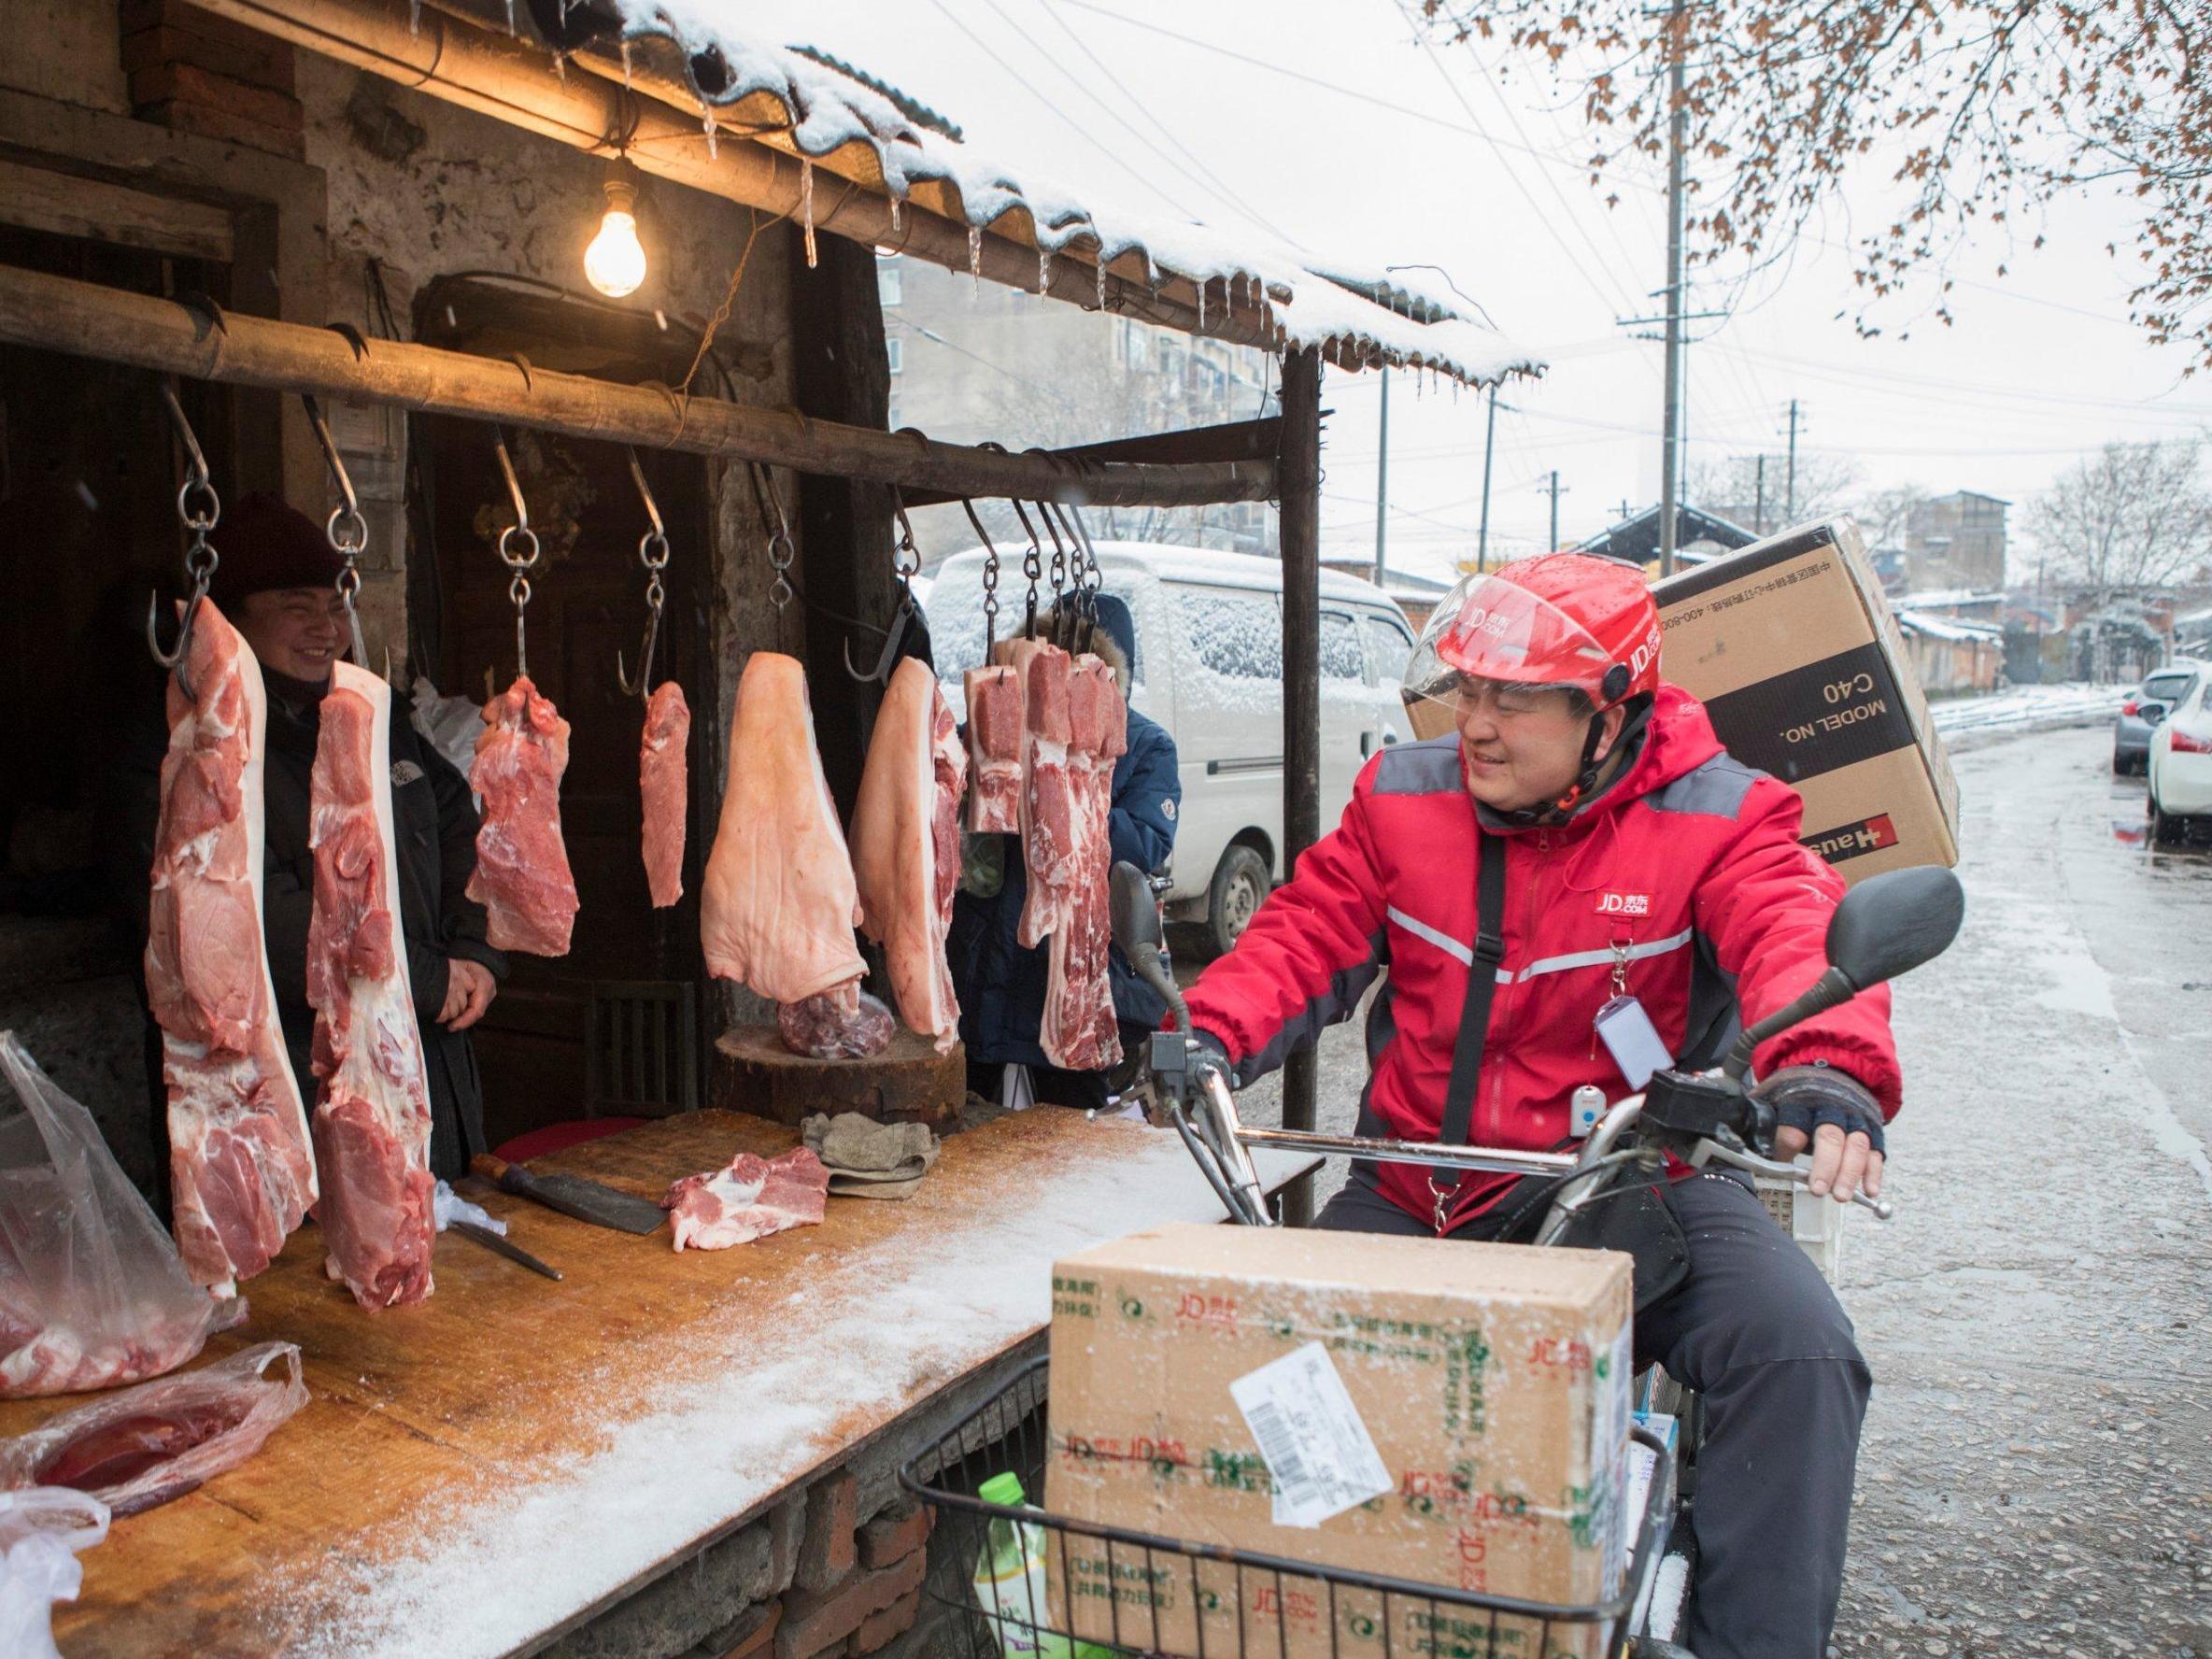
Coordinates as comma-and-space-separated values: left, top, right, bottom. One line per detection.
926, 542, 1419, 954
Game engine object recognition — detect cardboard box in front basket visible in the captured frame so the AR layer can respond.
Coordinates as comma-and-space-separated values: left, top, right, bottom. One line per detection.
1044, 1225, 1634, 1659
1400, 518, 1958, 884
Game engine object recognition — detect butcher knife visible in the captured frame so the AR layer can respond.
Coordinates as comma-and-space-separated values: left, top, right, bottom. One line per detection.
448, 1218, 564, 1281
469, 1154, 666, 1236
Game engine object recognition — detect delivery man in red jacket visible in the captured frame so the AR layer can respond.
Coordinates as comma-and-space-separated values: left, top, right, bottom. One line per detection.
1181, 552, 1896, 1659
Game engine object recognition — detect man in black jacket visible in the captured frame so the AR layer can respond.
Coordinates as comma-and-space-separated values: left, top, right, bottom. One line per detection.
118, 494, 503, 1202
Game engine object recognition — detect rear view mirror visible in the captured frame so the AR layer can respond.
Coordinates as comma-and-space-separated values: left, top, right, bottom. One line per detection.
1825, 866, 1965, 992
1111, 861, 1166, 962
2140, 702, 2168, 726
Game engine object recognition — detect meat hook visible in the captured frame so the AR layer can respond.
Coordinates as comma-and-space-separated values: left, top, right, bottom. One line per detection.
146, 382, 221, 702
302, 394, 372, 669
490, 426, 542, 682
844, 493, 922, 683
961, 498, 1000, 654
1008, 498, 1044, 639
617, 447, 670, 700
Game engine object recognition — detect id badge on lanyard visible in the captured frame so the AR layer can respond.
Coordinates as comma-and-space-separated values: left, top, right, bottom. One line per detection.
1592, 935, 1671, 1090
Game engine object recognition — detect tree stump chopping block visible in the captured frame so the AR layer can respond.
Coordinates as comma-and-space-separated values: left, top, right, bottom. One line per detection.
712, 1027, 964, 1128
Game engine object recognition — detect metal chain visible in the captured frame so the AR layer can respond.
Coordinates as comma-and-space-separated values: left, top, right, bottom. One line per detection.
750, 461, 797, 611
891, 492, 921, 582
619, 447, 672, 698
963, 498, 1000, 653
304, 394, 371, 667
148, 383, 220, 697
491, 428, 540, 680
1011, 499, 1043, 638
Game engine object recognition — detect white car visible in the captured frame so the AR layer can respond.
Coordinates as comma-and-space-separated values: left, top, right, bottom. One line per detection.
2147, 666, 2212, 844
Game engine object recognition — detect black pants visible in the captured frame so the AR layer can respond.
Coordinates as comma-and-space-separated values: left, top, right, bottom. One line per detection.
1315, 1171, 1870, 1659
966, 1022, 1153, 1113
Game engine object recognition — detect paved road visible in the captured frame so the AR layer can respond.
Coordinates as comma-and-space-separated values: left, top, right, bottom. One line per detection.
1173, 720, 2212, 1655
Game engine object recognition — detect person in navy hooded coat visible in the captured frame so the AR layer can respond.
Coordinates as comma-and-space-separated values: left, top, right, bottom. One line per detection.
947, 593, 1180, 1110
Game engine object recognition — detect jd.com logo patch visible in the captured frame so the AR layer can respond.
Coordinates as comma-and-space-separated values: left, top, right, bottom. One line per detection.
1595, 891, 1652, 917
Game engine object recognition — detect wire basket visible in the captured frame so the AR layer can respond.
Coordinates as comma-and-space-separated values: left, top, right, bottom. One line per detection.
900, 1358, 1677, 1659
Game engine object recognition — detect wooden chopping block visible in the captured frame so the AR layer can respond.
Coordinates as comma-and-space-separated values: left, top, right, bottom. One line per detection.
711, 1026, 964, 1127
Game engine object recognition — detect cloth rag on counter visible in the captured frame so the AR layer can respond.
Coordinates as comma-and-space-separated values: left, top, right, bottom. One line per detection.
801, 1113, 940, 1200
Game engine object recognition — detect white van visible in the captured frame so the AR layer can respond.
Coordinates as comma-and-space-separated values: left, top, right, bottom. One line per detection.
927, 542, 1420, 954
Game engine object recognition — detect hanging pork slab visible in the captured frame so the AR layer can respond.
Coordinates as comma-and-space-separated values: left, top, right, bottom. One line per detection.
468, 676, 579, 957
1040, 656, 1127, 1071
701, 653, 868, 1006
143, 600, 316, 1295
640, 681, 691, 909
851, 657, 967, 1052
305, 661, 437, 1310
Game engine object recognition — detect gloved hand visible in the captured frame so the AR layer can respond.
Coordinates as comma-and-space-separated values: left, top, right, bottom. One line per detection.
1760, 1064, 1885, 1204
1188, 1028, 1235, 1086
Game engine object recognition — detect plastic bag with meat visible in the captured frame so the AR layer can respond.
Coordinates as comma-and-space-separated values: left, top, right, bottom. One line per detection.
0, 1342, 306, 1518
0, 1033, 246, 1398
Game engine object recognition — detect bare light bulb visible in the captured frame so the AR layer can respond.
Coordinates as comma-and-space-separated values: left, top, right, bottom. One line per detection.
585, 180, 646, 298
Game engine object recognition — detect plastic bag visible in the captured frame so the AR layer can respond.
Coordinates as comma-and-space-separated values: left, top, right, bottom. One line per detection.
432, 1179, 504, 1237
0, 1488, 108, 1659
0, 1341, 306, 1518
411, 675, 487, 781
0, 1032, 244, 1398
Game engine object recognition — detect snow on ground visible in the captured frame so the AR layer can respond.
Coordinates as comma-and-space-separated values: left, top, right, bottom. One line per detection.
1930, 683, 2117, 742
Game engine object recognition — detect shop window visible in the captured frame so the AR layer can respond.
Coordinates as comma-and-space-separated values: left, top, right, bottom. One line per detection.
876, 258, 903, 306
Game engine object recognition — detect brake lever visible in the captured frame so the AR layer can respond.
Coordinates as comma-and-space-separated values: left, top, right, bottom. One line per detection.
1689, 1139, 1894, 1221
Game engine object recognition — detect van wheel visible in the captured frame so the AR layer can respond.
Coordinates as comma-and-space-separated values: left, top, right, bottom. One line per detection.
1207, 845, 1272, 957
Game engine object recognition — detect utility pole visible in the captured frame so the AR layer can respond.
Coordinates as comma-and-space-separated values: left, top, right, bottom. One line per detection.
1784, 399, 1803, 520
1477, 382, 1499, 572
1753, 454, 1767, 534
1373, 369, 1389, 585
1536, 470, 1568, 551
1656, 0, 1688, 577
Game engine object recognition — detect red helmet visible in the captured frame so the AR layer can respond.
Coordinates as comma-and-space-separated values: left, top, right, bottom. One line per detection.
1411, 553, 1662, 710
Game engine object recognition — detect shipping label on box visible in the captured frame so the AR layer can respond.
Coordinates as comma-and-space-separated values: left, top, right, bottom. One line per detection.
1044, 1226, 1634, 1659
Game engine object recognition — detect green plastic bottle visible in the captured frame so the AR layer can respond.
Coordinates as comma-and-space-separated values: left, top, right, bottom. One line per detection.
970, 1474, 1115, 1659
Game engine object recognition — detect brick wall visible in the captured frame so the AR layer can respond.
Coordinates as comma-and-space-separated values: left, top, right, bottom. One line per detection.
121, 0, 304, 159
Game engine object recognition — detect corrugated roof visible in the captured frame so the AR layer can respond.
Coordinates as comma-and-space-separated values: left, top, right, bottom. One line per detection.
580, 0, 1539, 388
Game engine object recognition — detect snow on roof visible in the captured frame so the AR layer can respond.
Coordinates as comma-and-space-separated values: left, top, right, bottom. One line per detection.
1897, 611, 2003, 644
1897, 587, 2006, 608
606, 1, 1539, 387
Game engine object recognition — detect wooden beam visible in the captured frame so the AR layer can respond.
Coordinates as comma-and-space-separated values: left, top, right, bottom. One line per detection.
1276, 347, 1324, 1227
0, 155, 234, 262
898, 418, 1283, 508
192, 0, 1287, 358
0, 262, 1275, 505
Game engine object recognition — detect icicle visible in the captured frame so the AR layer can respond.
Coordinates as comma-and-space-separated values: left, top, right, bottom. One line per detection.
889, 194, 902, 233
703, 109, 718, 161
408, 0, 420, 33
967, 224, 982, 292
1038, 248, 1051, 293
620, 40, 633, 88
1096, 260, 1108, 309
502, 0, 515, 33
801, 159, 818, 268
553, 53, 567, 86
1197, 280, 1207, 330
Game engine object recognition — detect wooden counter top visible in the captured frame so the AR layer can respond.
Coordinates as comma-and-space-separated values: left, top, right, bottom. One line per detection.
5, 1108, 1312, 1659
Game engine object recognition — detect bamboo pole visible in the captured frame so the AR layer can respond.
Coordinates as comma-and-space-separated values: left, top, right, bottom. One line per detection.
191, 0, 1286, 357
0, 263, 1274, 505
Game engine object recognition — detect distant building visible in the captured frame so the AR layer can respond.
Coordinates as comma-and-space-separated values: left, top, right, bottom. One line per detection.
881, 253, 1278, 564
1904, 491, 2008, 591
1573, 503, 1760, 571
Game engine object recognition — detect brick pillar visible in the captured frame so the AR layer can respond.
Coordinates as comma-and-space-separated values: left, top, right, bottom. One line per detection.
121, 0, 305, 160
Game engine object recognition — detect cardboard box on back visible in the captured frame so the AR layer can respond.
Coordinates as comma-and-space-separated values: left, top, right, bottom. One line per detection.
1397, 519, 1958, 882
1653, 518, 1958, 882
1044, 1225, 1634, 1659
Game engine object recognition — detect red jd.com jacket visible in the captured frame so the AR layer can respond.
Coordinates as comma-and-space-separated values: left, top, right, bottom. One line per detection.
1183, 684, 1902, 1234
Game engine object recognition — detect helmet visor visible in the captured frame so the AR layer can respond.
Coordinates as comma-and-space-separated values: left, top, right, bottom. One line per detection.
1403, 572, 1617, 706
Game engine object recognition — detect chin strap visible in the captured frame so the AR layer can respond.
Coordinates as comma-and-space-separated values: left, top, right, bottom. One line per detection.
1499, 694, 1655, 830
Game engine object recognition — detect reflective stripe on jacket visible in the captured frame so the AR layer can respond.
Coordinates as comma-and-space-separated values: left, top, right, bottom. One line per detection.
1182, 682, 1901, 1232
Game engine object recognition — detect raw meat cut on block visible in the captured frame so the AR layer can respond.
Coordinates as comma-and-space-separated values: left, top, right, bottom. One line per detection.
305, 663, 437, 1310
468, 676, 579, 957
1011, 643, 1077, 952
701, 653, 867, 1005
142, 600, 316, 1296
1039, 657, 1127, 1071
777, 987, 896, 1059
962, 665, 1022, 833
640, 680, 690, 908
662, 1147, 829, 1251
852, 658, 967, 1052
0, 1341, 308, 1518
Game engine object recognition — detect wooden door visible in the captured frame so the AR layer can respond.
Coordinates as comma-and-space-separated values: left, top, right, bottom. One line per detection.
412, 412, 712, 1152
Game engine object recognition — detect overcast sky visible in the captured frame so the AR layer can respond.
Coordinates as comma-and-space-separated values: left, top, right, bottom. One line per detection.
752, 0, 2211, 583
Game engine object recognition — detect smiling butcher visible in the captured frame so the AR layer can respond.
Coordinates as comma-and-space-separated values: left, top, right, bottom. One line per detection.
118, 495, 505, 1204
